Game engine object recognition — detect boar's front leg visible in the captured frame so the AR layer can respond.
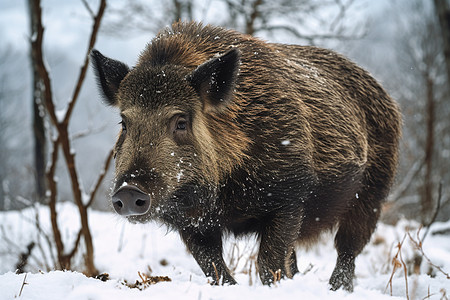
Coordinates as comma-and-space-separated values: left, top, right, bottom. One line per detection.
180, 229, 236, 285
257, 214, 301, 285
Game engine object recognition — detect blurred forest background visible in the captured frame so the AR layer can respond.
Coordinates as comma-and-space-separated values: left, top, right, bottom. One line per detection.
0, 0, 449, 228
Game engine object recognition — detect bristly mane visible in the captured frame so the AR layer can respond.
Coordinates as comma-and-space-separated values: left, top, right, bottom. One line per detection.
137, 22, 249, 69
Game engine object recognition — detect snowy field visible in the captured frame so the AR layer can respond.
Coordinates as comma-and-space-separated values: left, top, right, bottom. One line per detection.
0, 203, 449, 300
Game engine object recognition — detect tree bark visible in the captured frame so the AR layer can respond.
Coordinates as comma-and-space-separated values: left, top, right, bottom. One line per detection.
422, 74, 435, 221
245, 0, 263, 35
28, 0, 47, 203
434, 0, 450, 82
172, 0, 193, 22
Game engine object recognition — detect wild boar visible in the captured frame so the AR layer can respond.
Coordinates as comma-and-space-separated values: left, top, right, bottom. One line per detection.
91, 21, 401, 291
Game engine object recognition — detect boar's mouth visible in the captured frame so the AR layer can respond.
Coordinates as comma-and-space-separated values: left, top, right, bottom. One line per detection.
111, 185, 151, 217
155, 181, 220, 226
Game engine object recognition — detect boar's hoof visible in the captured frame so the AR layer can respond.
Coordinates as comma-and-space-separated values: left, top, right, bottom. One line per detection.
112, 186, 150, 216
210, 274, 237, 286
329, 258, 355, 292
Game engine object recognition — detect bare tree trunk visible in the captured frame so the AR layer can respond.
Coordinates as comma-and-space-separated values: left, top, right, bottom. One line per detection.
173, 0, 182, 21
434, 0, 450, 82
27, 0, 107, 277
28, 0, 47, 203
422, 74, 435, 221
172, 0, 194, 22
186, 0, 193, 20
245, 0, 263, 35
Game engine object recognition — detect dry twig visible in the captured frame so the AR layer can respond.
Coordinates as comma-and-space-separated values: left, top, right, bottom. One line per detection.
269, 269, 282, 286
407, 228, 450, 280
439, 288, 448, 300
212, 262, 220, 284
18, 273, 28, 297
385, 234, 409, 300
422, 182, 443, 242
15, 242, 35, 273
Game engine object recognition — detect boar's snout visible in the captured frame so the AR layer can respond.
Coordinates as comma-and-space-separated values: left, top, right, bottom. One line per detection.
112, 186, 151, 216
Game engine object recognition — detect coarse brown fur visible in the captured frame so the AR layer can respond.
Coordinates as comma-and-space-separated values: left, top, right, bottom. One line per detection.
91, 21, 401, 291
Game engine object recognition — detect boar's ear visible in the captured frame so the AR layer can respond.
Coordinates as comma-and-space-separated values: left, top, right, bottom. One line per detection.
188, 48, 240, 112
90, 49, 129, 106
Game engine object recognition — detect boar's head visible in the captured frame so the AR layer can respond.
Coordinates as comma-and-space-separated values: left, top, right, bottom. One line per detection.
91, 48, 244, 224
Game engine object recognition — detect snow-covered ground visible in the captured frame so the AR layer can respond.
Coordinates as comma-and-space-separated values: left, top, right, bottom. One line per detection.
0, 203, 449, 300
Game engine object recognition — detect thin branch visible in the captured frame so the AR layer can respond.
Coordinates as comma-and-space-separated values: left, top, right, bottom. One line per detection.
46, 137, 65, 267
260, 24, 363, 44
1, 220, 49, 272
70, 123, 108, 140
62, 0, 106, 125
81, 0, 95, 18
399, 242, 409, 300
32, 204, 54, 270
18, 273, 28, 297
66, 229, 83, 262
407, 229, 450, 279
58, 0, 107, 276
385, 234, 408, 298
15, 242, 35, 273
1, 225, 23, 254
329, 0, 355, 32
389, 158, 425, 201
29, 0, 58, 126
422, 182, 443, 242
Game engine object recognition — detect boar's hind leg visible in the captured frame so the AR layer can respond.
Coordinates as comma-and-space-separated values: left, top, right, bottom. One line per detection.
257, 214, 301, 285
180, 230, 236, 285
330, 183, 384, 292
289, 249, 300, 276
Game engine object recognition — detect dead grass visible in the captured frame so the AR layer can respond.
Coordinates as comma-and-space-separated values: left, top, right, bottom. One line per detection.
384, 225, 449, 300
123, 271, 172, 290
385, 234, 409, 299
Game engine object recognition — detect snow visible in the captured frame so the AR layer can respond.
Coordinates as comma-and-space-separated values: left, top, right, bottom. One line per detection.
176, 170, 184, 182
55, 108, 67, 123
0, 203, 449, 300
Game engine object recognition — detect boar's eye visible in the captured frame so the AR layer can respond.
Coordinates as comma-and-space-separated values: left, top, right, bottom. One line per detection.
176, 117, 187, 130
120, 120, 127, 134
171, 114, 190, 144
